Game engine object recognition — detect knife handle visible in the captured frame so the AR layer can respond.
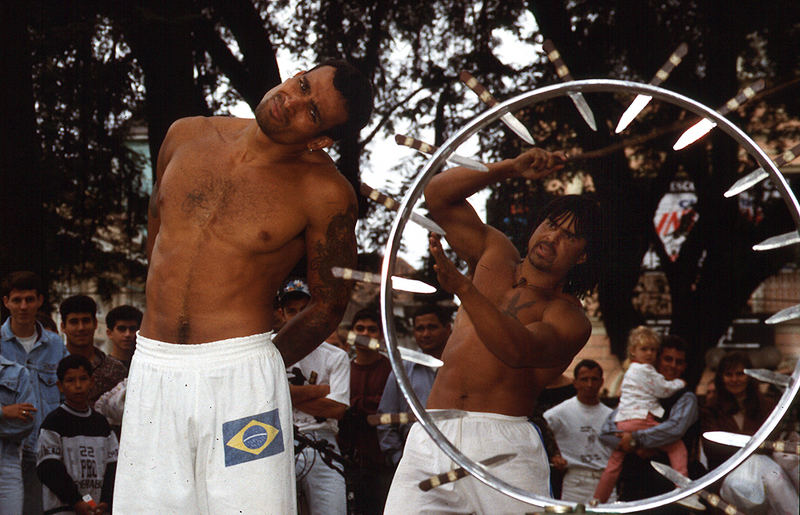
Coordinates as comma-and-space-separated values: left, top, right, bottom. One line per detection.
651, 42, 688, 86
419, 467, 469, 491
698, 490, 745, 515
717, 79, 764, 116
542, 40, 574, 82
367, 412, 416, 426
761, 440, 800, 455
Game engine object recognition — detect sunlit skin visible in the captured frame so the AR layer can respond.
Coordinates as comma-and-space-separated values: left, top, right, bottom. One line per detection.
107, 320, 139, 362
3, 288, 44, 337
722, 363, 748, 397
423, 147, 594, 416
573, 366, 603, 405
58, 366, 93, 412
412, 313, 450, 359
630, 341, 659, 366
141, 64, 357, 366
61, 313, 98, 356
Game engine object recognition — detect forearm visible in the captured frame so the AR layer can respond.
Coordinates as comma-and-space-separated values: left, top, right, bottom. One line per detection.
275, 300, 346, 366
425, 160, 517, 212
455, 282, 565, 368
634, 395, 698, 448
599, 410, 621, 448
37, 459, 82, 506
377, 424, 405, 466
294, 398, 347, 420
289, 384, 329, 404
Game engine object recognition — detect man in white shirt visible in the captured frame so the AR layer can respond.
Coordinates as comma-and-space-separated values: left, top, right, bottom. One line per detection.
280, 279, 350, 515
544, 359, 614, 502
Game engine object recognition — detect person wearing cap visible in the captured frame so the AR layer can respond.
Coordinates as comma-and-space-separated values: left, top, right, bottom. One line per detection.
279, 279, 349, 515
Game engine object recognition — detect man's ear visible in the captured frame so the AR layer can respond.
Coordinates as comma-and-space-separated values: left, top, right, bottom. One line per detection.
577, 251, 587, 265
293, 70, 306, 78
307, 135, 334, 151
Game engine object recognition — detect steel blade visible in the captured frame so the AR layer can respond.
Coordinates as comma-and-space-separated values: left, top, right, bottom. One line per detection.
391, 276, 437, 294
332, 267, 436, 294
567, 92, 597, 131
499, 112, 536, 145
703, 431, 751, 448
615, 94, 653, 133
744, 368, 791, 387
753, 231, 800, 251
724, 167, 768, 197
766, 303, 800, 325
673, 118, 716, 150
395, 346, 443, 368
410, 212, 447, 236
651, 461, 690, 487
446, 153, 490, 172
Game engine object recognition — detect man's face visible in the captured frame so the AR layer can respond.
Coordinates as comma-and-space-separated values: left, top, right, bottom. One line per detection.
61, 312, 97, 348
526, 213, 587, 277
107, 319, 139, 355
255, 66, 348, 146
353, 317, 381, 339
280, 296, 310, 323
58, 366, 92, 411
573, 366, 603, 405
3, 289, 44, 326
413, 313, 450, 357
657, 347, 687, 381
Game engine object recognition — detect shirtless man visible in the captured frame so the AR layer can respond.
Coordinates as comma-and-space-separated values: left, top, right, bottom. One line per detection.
114, 60, 372, 514
384, 148, 601, 513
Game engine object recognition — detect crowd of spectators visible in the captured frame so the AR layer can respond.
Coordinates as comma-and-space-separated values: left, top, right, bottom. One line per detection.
1, 270, 797, 514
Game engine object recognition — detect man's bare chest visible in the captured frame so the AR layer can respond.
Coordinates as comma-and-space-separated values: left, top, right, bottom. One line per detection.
158, 152, 304, 250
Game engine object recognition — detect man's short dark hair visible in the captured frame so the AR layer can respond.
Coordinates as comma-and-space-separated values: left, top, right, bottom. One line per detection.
533, 194, 603, 299
59, 295, 97, 320
2, 271, 44, 297
351, 307, 379, 326
660, 334, 689, 355
412, 304, 452, 327
57, 354, 93, 381
310, 59, 373, 142
573, 359, 602, 378
106, 305, 143, 330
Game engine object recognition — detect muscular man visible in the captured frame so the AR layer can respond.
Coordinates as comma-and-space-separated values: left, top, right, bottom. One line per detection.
384, 148, 602, 513
114, 60, 372, 514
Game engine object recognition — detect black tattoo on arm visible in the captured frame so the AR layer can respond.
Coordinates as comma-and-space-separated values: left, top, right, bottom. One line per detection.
502, 291, 536, 319
308, 205, 358, 308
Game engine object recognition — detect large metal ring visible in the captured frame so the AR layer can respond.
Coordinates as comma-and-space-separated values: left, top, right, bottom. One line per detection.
379, 79, 800, 512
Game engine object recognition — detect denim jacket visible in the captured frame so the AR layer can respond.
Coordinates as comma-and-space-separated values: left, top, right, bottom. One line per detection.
0, 355, 36, 463
0, 319, 67, 452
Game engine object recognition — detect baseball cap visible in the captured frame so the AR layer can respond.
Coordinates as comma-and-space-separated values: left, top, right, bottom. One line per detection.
279, 278, 311, 304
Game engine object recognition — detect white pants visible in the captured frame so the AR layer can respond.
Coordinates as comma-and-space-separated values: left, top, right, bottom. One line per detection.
114, 333, 295, 514
295, 429, 346, 515
384, 411, 550, 514
560, 467, 615, 503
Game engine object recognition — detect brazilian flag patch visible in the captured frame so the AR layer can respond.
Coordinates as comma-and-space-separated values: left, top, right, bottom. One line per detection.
223, 409, 284, 467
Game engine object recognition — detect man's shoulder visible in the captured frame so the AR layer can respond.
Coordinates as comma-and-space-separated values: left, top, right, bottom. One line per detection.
544, 396, 577, 416
316, 342, 350, 362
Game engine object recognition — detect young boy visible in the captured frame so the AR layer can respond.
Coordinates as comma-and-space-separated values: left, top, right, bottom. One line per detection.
36, 355, 118, 514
